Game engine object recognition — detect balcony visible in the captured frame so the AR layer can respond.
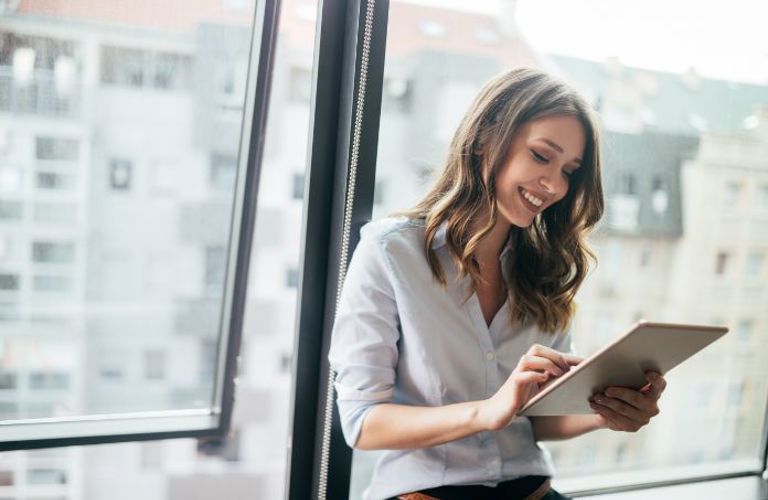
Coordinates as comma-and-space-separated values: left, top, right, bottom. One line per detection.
0, 66, 79, 118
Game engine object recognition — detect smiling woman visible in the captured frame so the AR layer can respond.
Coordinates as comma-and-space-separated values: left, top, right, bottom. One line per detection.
327, 68, 667, 500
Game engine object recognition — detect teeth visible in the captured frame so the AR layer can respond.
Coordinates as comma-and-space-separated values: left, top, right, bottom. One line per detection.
521, 188, 543, 207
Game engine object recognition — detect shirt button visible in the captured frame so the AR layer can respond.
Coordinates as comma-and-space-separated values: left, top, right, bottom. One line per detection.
485, 352, 495, 361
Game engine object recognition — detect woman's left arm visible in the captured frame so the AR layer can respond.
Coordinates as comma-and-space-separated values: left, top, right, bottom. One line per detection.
530, 371, 667, 441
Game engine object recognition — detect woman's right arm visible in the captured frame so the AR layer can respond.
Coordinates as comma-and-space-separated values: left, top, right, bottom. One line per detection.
356, 344, 579, 450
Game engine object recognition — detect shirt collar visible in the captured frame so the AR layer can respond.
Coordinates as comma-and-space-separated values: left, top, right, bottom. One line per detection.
430, 219, 514, 262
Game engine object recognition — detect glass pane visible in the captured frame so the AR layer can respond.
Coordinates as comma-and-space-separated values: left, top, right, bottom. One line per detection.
0, 0, 317, 498
351, 0, 768, 496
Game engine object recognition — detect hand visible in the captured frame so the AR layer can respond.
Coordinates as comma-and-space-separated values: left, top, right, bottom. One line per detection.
479, 344, 583, 431
589, 371, 667, 432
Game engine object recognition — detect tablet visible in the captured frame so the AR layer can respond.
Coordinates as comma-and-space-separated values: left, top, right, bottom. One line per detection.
518, 321, 728, 416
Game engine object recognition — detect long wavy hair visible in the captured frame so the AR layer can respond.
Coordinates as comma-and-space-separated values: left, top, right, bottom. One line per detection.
393, 67, 604, 334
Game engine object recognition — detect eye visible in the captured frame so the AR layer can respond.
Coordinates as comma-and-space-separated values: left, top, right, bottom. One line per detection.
562, 169, 573, 180
530, 149, 549, 164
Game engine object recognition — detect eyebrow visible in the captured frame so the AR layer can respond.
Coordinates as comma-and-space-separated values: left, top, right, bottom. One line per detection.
537, 138, 582, 165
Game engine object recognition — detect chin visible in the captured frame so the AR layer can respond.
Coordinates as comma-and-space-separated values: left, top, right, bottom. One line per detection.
501, 211, 535, 229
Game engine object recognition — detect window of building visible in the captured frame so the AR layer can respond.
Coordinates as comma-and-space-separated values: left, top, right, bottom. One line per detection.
32, 275, 72, 292
204, 246, 226, 294
33, 202, 77, 224
724, 181, 741, 206
0, 201, 23, 220
35, 136, 79, 161
31, 241, 74, 263
27, 468, 67, 485
29, 371, 69, 390
100, 46, 191, 90
759, 184, 768, 209
735, 319, 753, 344
210, 153, 237, 192
617, 172, 637, 195
715, 252, 729, 275
109, 159, 132, 190
36, 171, 75, 190
0, 273, 20, 290
286, 267, 299, 288
745, 251, 763, 277
0, 372, 17, 390
292, 172, 304, 200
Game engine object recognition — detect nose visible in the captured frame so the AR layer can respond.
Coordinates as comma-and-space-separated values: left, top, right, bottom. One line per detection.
538, 168, 568, 200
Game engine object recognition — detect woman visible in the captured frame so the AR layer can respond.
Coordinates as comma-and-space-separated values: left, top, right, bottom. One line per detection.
328, 68, 667, 500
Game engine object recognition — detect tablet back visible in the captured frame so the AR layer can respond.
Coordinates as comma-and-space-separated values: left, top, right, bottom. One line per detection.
519, 321, 728, 416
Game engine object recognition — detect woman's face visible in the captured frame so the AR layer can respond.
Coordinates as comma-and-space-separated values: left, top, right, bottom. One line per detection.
490, 114, 586, 228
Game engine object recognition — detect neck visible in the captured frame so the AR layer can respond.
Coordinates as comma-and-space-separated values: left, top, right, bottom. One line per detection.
472, 212, 512, 267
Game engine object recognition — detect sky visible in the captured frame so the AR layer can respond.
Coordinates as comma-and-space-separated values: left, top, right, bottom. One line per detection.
399, 0, 768, 85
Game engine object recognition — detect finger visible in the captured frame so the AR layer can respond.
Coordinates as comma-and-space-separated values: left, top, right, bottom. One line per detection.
514, 370, 550, 386
604, 387, 655, 413
563, 353, 584, 366
644, 372, 667, 398
591, 392, 648, 423
516, 354, 565, 378
590, 401, 641, 431
527, 344, 571, 371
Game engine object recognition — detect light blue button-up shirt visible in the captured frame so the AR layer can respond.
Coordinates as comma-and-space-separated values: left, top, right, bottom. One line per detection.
328, 216, 575, 500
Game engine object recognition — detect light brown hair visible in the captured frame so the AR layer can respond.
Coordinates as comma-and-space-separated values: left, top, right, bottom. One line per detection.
393, 67, 604, 334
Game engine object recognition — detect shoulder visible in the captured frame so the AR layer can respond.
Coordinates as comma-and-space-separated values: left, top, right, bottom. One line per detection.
359, 216, 425, 249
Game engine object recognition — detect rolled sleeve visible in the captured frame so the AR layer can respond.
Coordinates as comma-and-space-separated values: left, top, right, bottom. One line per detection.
328, 224, 400, 448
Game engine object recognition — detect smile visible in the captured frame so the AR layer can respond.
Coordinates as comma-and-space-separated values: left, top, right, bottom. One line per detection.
518, 187, 544, 213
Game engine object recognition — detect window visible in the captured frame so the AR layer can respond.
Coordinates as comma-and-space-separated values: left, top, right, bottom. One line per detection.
715, 252, 730, 275
735, 320, 753, 344
617, 172, 637, 195
0, 201, 23, 220
29, 371, 69, 390
210, 153, 237, 192
27, 468, 67, 485
35, 137, 78, 161
724, 181, 741, 206
204, 246, 226, 293
0, 273, 20, 290
31, 241, 74, 263
759, 185, 768, 209
36, 171, 75, 190
109, 159, 132, 190
291, 172, 304, 200
0, 0, 291, 480
745, 251, 763, 278
32, 274, 72, 292
286, 267, 299, 288
0, 372, 17, 390
33, 202, 77, 224
100, 46, 191, 90
354, 1, 768, 498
